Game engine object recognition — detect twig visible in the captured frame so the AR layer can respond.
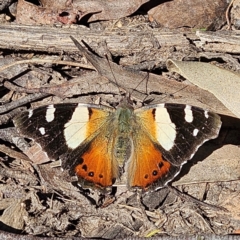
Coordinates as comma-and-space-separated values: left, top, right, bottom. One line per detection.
0, 144, 29, 162
0, 58, 95, 74
167, 185, 228, 212
0, 107, 26, 125
226, 0, 235, 30
0, 92, 49, 114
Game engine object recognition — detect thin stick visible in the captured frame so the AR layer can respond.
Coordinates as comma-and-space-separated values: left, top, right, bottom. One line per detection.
167, 185, 228, 212
226, 0, 235, 30
0, 58, 95, 73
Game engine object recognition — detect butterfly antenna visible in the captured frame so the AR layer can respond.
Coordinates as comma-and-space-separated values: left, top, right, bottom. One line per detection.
134, 66, 190, 104
129, 71, 150, 102
158, 85, 189, 103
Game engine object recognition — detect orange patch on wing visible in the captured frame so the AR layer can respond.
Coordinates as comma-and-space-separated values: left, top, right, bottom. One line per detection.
74, 133, 118, 187
135, 109, 157, 139
129, 132, 171, 189
86, 108, 112, 138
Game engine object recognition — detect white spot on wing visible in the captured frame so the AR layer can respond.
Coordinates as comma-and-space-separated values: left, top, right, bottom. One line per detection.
204, 110, 209, 118
155, 107, 176, 151
39, 127, 45, 135
46, 105, 55, 122
193, 128, 199, 136
64, 104, 89, 149
28, 110, 33, 118
184, 105, 193, 123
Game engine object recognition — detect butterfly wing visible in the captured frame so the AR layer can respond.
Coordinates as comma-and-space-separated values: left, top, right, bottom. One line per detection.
14, 103, 119, 188
128, 103, 222, 190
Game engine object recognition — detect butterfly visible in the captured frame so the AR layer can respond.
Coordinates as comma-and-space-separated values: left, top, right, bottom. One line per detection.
13, 36, 222, 191
13, 97, 221, 191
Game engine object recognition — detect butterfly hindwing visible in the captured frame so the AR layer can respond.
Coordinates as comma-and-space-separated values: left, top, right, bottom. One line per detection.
128, 127, 180, 189
63, 130, 119, 188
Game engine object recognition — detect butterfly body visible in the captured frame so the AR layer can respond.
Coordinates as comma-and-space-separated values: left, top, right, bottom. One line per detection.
14, 100, 221, 191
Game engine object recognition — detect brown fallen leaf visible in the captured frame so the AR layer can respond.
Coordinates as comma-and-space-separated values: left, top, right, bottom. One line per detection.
72, 0, 150, 22
16, 0, 150, 25
145, 0, 228, 29
16, 0, 63, 25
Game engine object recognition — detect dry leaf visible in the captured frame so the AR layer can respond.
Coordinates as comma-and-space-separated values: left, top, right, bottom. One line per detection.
16, 0, 67, 25
16, 0, 150, 25
0, 199, 27, 230
167, 59, 240, 118
72, 0, 150, 22
146, 0, 228, 29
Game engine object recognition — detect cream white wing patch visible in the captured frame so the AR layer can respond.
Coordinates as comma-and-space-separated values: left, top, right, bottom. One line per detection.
154, 104, 176, 151
64, 104, 89, 149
